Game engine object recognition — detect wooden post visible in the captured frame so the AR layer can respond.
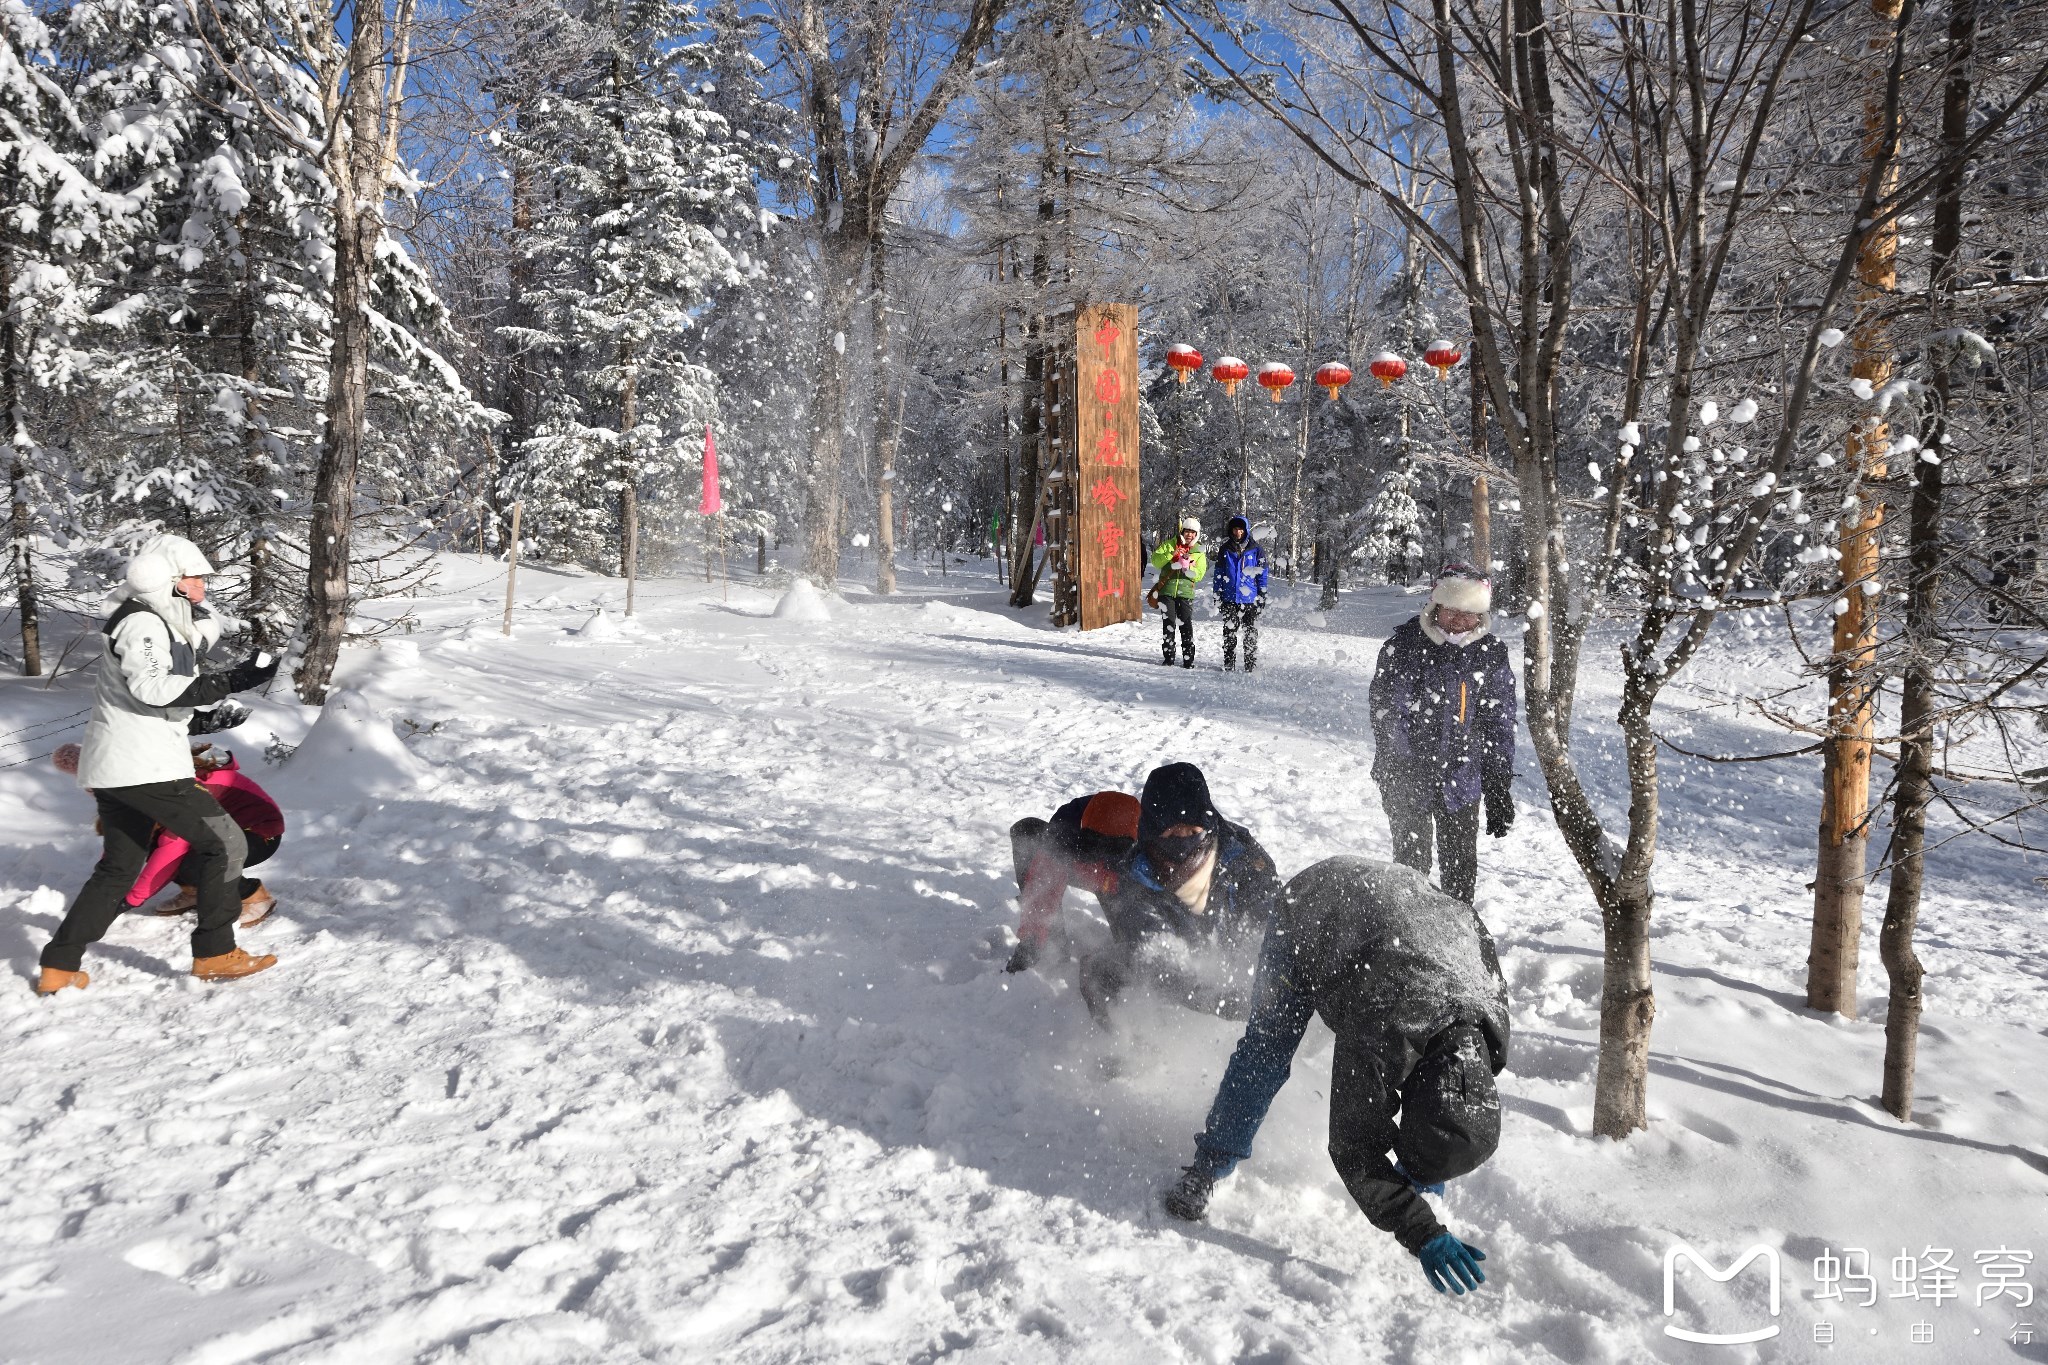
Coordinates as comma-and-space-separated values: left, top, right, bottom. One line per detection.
1810, 0, 1903, 1018
501, 500, 522, 636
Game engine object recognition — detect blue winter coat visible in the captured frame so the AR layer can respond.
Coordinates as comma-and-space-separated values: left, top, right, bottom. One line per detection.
1369, 617, 1517, 813
1212, 517, 1268, 605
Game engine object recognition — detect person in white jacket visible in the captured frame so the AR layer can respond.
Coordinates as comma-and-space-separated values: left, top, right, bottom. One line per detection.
36, 536, 282, 994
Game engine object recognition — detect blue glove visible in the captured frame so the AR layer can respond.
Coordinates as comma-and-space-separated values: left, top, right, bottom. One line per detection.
1418, 1233, 1488, 1295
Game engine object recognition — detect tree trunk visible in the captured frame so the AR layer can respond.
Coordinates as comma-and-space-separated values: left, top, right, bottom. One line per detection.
1593, 675, 1663, 1137
297, 15, 385, 705
1007, 309, 1046, 606
1470, 380, 1491, 571
800, 230, 863, 588
7, 457, 39, 679
1882, 0, 1974, 1121
1, 244, 40, 678
1810, 0, 1906, 1017
619, 353, 638, 616
237, 233, 278, 653
871, 237, 899, 595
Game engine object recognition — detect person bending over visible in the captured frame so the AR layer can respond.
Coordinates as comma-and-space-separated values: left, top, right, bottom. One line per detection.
1005, 790, 1142, 974
1077, 762, 1282, 1025
52, 741, 286, 928
1163, 856, 1510, 1296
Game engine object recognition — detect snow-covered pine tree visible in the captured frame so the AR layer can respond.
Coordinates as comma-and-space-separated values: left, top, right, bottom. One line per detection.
64, 0, 333, 649
0, 2, 108, 675
500, 0, 754, 584
1358, 461, 1424, 584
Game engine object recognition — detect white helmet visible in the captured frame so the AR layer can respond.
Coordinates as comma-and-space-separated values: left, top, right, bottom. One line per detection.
1179, 516, 1202, 535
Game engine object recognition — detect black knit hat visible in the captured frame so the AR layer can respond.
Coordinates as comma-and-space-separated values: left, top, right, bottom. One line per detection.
1138, 762, 1220, 842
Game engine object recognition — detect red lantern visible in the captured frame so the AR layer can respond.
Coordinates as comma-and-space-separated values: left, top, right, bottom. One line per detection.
1313, 361, 1353, 400
1423, 339, 1462, 380
1368, 352, 1408, 388
1256, 362, 1295, 403
1211, 355, 1250, 397
1166, 343, 1203, 384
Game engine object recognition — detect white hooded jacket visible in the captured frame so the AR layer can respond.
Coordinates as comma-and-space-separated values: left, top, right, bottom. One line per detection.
78, 537, 229, 789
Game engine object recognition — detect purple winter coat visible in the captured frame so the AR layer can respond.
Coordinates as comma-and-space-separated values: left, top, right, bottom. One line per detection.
1369, 617, 1517, 812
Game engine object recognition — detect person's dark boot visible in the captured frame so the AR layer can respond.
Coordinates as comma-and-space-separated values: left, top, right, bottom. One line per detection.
1163, 1166, 1215, 1221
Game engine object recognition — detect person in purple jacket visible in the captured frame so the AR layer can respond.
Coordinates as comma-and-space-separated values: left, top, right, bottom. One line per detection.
1368, 563, 1517, 903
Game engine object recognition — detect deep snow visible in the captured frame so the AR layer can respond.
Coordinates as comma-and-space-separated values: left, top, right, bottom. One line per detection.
2, 554, 2044, 1364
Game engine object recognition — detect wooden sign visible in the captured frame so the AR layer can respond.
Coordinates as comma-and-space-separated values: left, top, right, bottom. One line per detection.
1074, 303, 1140, 629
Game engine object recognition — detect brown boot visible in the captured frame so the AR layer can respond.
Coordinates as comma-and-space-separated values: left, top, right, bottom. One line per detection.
239, 884, 276, 928
192, 948, 278, 982
153, 884, 198, 917
34, 967, 89, 996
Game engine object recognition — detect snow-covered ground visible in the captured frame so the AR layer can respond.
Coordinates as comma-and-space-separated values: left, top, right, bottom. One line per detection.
2, 554, 2044, 1364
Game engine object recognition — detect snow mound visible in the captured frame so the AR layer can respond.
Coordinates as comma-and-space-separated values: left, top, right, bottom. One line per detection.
772, 579, 834, 622
576, 608, 621, 640
279, 688, 428, 797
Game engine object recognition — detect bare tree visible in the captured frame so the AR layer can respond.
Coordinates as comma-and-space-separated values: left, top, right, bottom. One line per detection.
772, 0, 1007, 588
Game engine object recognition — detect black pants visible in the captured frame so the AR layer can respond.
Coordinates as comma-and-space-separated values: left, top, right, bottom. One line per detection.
1160, 597, 1194, 664
1328, 1021, 1500, 1251
43, 780, 247, 971
175, 831, 278, 899
1220, 601, 1260, 670
1382, 789, 1481, 903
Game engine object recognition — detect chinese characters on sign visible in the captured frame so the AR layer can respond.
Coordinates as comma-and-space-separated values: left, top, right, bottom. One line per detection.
1667, 1240, 2036, 1349
1075, 304, 1139, 627
1803, 1245, 2036, 1349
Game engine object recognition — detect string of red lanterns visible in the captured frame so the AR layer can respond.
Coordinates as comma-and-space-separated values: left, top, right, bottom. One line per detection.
1163, 343, 1462, 398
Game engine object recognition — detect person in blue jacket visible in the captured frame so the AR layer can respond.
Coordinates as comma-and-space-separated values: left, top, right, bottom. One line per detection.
1162, 856, 1509, 1297
1368, 563, 1517, 903
1077, 762, 1283, 1026
1212, 516, 1269, 672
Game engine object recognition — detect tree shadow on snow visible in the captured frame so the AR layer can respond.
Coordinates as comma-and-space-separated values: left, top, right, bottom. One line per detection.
1517, 1027, 2048, 1176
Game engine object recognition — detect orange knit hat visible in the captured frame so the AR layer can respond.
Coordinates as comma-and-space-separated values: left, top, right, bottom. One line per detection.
1079, 792, 1142, 841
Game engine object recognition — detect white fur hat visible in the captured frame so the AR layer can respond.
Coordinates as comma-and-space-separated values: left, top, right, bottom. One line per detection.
124, 535, 216, 599
1430, 562, 1492, 615
1179, 516, 1202, 534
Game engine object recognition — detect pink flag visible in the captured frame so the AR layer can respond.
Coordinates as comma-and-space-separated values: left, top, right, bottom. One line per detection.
699, 424, 722, 515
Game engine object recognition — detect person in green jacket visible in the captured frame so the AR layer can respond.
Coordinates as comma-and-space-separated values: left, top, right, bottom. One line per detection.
1149, 517, 1209, 668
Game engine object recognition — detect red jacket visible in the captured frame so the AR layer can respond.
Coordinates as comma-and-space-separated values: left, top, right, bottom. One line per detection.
124, 754, 285, 907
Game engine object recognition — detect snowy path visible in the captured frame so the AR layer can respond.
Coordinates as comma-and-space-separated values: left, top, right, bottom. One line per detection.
3, 559, 2044, 1364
